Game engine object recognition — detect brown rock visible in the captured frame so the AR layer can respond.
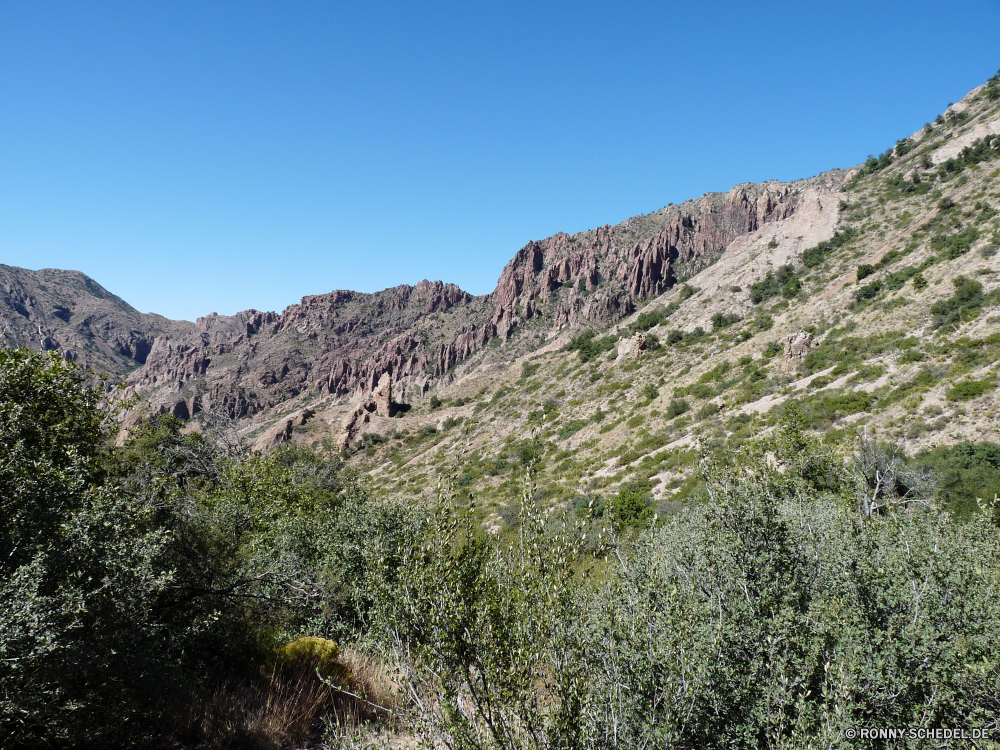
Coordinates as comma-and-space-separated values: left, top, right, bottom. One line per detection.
617, 332, 648, 360
254, 418, 294, 452
374, 372, 394, 418
781, 331, 818, 376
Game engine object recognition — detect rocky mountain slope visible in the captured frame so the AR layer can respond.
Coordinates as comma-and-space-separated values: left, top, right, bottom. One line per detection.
7, 72, 1000, 520
0, 264, 191, 375
330, 74, 1000, 527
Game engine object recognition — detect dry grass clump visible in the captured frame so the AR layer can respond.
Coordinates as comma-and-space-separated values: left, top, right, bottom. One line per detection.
171, 639, 397, 749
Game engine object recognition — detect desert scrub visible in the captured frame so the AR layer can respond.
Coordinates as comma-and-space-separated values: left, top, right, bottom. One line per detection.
946, 379, 995, 401
363, 430, 1000, 748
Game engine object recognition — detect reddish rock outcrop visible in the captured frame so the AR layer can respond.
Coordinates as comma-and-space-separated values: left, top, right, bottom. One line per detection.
76, 177, 825, 440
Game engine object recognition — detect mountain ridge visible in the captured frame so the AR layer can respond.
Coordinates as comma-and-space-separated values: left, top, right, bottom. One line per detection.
5, 74, 1000, 508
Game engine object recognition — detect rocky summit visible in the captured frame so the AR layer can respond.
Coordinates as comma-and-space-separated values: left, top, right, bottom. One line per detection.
6, 75, 1000, 526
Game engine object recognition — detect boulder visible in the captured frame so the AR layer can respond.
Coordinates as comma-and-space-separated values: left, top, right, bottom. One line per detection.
616, 332, 647, 360
781, 331, 818, 376
374, 372, 395, 418
253, 418, 294, 452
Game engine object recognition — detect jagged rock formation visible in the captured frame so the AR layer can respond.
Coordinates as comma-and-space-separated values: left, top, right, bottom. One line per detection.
336, 374, 400, 450
781, 331, 819, 376
616, 332, 647, 360
373, 372, 394, 418
4, 174, 844, 444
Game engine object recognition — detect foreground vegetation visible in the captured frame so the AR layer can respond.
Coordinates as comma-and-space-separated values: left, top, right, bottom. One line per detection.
4, 348, 1000, 748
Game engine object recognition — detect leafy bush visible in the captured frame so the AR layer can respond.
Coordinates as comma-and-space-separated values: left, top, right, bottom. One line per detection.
558, 420, 587, 440
750, 264, 796, 304
0, 350, 416, 746
711, 312, 741, 330
608, 487, 653, 532
914, 441, 1000, 519
946, 379, 994, 402
884, 265, 919, 290
630, 301, 679, 332
565, 330, 616, 362
854, 279, 882, 302
696, 402, 719, 420
801, 227, 856, 268
762, 340, 783, 358
370, 432, 1000, 748
520, 361, 540, 379
931, 225, 980, 259
983, 69, 1000, 101
666, 398, 690, 418
935, 137, 1000, 181
931, 275, 985, 328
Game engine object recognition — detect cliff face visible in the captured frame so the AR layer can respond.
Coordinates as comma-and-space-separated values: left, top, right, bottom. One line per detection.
492, 182, 800, 334
2, 174, 841, 435
116, 279, 493, 423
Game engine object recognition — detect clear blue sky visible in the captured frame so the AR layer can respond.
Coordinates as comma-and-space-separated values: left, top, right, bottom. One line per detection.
2, 1, 998, 321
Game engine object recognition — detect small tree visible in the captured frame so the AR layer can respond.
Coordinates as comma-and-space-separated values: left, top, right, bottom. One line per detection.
852, 428, 935, 517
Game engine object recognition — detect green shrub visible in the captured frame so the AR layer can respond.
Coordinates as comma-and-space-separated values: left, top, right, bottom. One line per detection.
802, 228, 856, 267
608, 487, 653, 532
762, 340, 783, 358
626, 414, 645, 429
630, 302, 679, 332
931, 275, 985, 328
750, 264, 796, 304
696, 402, 719, 420
931, 226, 980, 259
565, 330, 616, 362
520, 361, 540, 379
753, 313, 774, 330
711, 312, 741, 330
0, 349, 415, 746
853, 279, 882, 302
915, 441, 1000, 519
666, 398, 690, 418
373, 433, 1000, 747
558, 420, 587, 440
884, 265, 918, 291
946, 379, 993, 402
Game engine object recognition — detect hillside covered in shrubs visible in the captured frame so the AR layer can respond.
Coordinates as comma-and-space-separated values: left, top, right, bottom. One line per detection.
4, 347, 1000, 748
8, 69, 1000, 750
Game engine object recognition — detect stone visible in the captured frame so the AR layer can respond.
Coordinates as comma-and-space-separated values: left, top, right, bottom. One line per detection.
374, 372, 395, 418
616, 332, 647, 360
781, 331, 818, 376
254, 418, 294, 452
